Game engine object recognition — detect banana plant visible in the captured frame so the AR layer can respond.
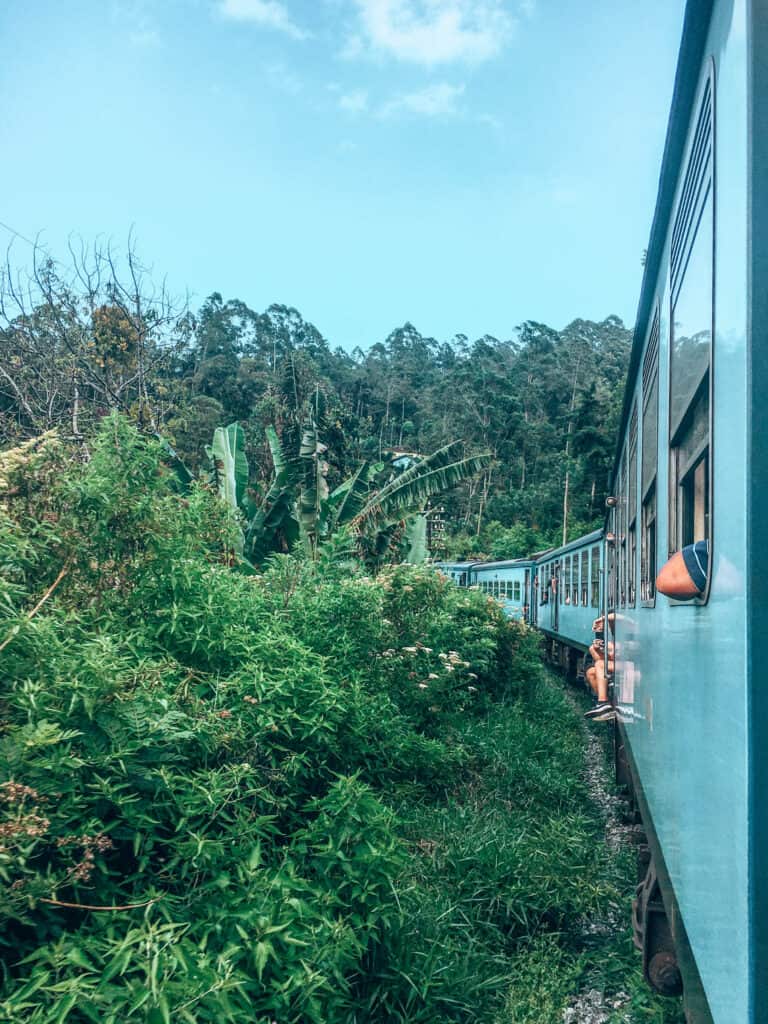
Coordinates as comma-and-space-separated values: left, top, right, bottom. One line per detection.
207, 419, 490, 568
206, 423, 248, 512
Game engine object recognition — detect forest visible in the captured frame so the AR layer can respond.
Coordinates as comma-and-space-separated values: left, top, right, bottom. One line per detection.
0, 245, 683, 1024
0, 243, 631, 561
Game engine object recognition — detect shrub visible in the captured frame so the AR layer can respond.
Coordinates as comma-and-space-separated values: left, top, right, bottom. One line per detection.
0, 417, 524, 1023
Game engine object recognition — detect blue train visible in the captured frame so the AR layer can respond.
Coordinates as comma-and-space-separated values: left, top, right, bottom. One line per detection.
437, 1, 766, 1019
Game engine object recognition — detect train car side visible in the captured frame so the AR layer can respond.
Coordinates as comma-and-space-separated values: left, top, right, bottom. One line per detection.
532, 531, 604, 677
605, 1, 760, 1019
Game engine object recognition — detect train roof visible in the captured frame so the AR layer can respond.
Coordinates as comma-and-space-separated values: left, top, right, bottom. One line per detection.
609, 0, 714, 498
535, 529, 604, 563
468, 558, 536, 571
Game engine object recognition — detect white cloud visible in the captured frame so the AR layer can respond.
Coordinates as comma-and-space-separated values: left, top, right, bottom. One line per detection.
349, 0, 516, 65
339, 89, 369, 112
381, 81, 465, 117
218, 0, 308, 39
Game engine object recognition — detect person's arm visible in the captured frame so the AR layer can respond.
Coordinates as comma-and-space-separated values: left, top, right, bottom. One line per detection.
656, 550, 704, 599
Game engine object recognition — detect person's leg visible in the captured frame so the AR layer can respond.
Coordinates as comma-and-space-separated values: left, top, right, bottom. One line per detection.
594, 658, 608, 703
585, 666, 598, 696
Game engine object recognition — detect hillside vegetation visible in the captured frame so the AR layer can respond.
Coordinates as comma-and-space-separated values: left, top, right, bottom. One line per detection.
0, 245, 630, 555
0, 246, 664, 1023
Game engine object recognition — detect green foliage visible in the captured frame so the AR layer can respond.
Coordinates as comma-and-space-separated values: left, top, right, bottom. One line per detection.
0, 419, 518, 1022
214, 414, 489, 568
0, 419, 679, 1024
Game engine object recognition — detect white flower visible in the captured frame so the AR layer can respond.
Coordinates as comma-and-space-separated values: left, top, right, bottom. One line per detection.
418, 683, 428, 690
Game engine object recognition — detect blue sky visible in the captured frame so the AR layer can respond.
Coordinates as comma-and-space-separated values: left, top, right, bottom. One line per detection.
0, 1, 685, 351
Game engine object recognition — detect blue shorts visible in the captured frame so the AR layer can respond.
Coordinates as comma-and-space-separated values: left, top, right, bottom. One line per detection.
681, 540, 709, 593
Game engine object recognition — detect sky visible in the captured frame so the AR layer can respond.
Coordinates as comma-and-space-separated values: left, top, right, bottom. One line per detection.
0, 0, 686, 351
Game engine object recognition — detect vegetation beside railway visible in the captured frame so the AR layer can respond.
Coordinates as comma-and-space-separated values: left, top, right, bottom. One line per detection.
0, 419, 684, 1023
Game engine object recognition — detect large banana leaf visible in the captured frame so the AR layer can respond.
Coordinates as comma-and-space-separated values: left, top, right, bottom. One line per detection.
352, 446, 490, 534
245, 426, 302, 564
209, 423, 248, 512
404, 513, 428, 563
325, 460, 378, 531
297, 421, 329, 555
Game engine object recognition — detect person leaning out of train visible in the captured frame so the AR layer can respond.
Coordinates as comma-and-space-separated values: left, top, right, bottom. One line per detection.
583, 614, 616, 722
655, 540, 709, 599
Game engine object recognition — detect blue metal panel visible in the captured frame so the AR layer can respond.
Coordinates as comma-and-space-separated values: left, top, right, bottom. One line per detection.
612, 4, 751, 1020
746, 1, 768, 1017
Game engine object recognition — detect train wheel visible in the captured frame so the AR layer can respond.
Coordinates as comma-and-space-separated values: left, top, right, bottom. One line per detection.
648, 952, 683, 997
632, 859, 684, 998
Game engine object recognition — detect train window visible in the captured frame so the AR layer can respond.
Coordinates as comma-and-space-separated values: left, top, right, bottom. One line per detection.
590, 546, 600, 607
627, 406, 637, 606
563, 556, 569, 603
616, 451, 626, 608
540, 564, 548, 604
580, 550, 588, 605
571, 556, 578, 607
513, 580, 521, 601
668, 71, 712, 595
641, 311, 660, 603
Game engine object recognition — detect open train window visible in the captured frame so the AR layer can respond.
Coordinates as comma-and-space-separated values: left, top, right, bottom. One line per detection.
571, 555, 578, 607
668, 69, 713, 601
580, 550, 588, 606
590, 546, 600, 607
513, 580, 521, 601
617, 452, 627, 608
540, 564, 548, 604
641, 311, 660, 604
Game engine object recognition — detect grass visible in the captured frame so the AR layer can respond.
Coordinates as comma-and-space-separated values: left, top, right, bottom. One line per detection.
378, 670, 686, 1024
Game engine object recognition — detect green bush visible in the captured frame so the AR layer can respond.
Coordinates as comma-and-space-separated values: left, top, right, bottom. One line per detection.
0, 417, 526, 1023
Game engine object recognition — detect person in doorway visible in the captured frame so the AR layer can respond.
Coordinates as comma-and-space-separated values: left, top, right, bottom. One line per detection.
584, 614, 615, 722
656, 540, 709, 599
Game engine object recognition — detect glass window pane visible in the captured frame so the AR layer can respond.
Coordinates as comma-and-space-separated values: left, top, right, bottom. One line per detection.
670, 190, 713, 439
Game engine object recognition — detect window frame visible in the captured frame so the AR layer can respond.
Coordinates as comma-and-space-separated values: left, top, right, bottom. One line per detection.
666, 63, 715, 607
641, 309, 660, 606
590, 545, 600, 607
571, 554, 578, 607
580, 550, 589, 606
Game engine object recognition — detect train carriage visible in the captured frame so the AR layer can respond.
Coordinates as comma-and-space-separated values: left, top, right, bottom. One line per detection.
437, 3, 766, 1018
533, 531, 604, 658
603, 1, 765, 1020
468, 559, 535, 621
